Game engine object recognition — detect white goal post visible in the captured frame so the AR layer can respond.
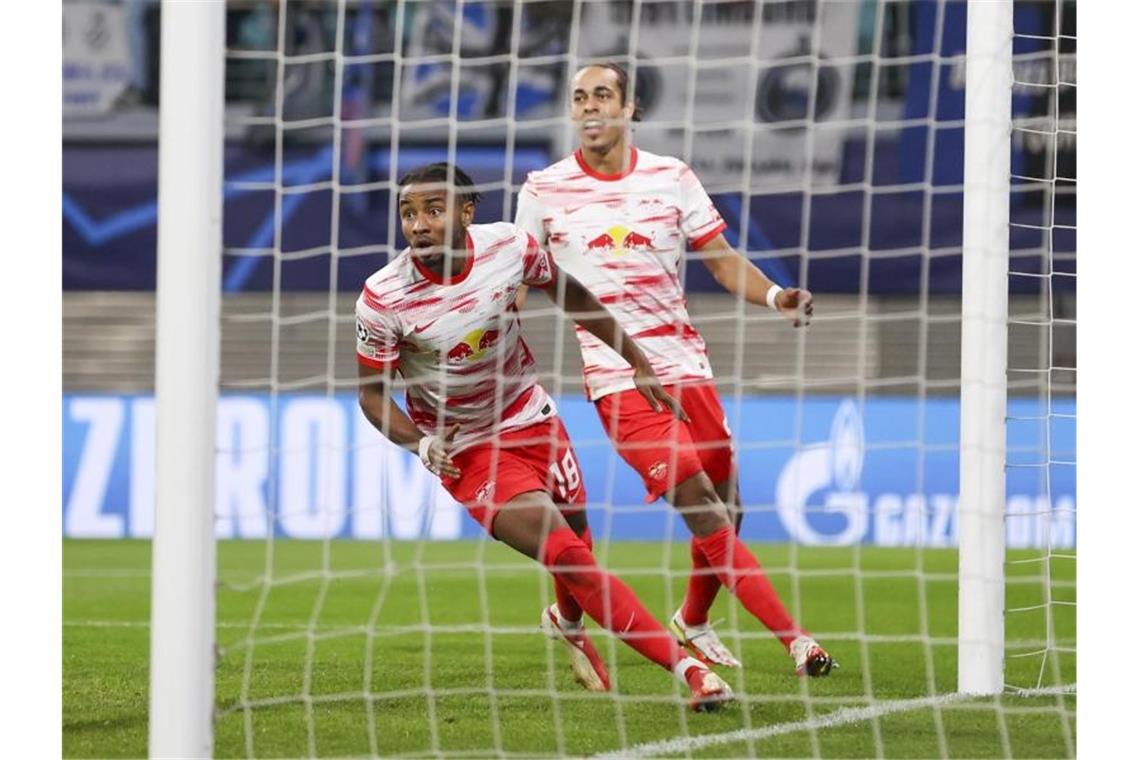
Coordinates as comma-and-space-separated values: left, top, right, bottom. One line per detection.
958, 0, 1012, 696
148, 0, 225, 757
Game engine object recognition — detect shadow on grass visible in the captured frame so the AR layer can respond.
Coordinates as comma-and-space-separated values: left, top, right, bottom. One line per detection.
64, 711, 146, 734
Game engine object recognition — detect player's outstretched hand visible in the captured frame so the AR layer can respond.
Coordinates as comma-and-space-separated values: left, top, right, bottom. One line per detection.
633, 367, 690, 422
420, 425, 462, 478
777, 287, 814, 327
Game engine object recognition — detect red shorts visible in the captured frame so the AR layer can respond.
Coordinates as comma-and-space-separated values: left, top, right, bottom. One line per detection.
440, 416, 586, 534
595, 382, 735, 502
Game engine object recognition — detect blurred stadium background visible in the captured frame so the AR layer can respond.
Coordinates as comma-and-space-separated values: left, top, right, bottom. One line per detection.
63, 0, 1073, 398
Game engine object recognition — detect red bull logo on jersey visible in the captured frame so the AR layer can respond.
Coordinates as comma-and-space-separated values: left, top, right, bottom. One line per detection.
446, 328, 501, 364
585, 225, 653, 256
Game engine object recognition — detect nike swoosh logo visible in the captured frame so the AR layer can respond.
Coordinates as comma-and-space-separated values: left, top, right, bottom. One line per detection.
621, 612, 636, 634
413, 320, 438, 334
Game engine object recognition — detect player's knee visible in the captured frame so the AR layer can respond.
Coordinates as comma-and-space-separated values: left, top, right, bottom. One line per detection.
671, 471, 721, 506
686, 508, 732, 538
714, 482, 743, 532
564, 510, 593, 549
671, 474, 731, 537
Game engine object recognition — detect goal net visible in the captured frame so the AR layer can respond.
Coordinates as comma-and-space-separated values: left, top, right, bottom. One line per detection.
203, 0, 1076, 756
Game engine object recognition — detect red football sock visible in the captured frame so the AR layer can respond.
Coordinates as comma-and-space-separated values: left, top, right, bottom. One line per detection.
543, 527, 683, 671
681, 535, 722, 626
553, 527, 591, 623
694, 526, 801, 649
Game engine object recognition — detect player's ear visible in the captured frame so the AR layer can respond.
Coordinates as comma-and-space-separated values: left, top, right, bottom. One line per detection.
459, 201, 474, 226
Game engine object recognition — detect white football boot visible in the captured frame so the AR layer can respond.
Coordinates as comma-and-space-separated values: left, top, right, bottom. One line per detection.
540, 604, 611, 692
673, 656, 735, 712
790, 634, 837, 677
669, 609, 742, 668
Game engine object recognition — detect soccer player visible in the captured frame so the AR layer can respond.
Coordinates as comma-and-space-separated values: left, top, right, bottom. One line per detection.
356, 162, 733, 711
514, 64, 835, 676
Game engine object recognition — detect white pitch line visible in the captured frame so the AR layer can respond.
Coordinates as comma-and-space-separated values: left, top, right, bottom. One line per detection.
64, 569, 151, 577
592, 684, 1076, 759
64, 620, 313, 630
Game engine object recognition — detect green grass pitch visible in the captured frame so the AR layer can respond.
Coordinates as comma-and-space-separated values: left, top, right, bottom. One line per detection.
64, 539, 1074, 758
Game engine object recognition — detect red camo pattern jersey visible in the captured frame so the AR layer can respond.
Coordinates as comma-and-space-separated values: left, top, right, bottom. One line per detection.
355, 222, 558, 454
515, 146, 727, 400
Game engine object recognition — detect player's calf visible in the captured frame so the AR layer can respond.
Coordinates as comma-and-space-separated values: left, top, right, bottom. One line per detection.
542, 527, 686, 672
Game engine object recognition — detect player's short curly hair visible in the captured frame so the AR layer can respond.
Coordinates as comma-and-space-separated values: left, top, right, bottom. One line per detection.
582, 62, 644, 122
397, 163, 483, 207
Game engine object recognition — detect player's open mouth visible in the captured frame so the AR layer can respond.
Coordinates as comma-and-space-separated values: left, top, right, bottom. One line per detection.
582, 120, 604, 136
412, 240, 441, 255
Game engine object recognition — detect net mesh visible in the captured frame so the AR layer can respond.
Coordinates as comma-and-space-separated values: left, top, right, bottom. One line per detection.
1004, 0, 1075, 746
212, 1, 1076, 756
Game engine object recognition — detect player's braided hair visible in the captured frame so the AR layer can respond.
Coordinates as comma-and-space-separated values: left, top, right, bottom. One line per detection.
592, 62, 644, 122
397, 163, 483, 207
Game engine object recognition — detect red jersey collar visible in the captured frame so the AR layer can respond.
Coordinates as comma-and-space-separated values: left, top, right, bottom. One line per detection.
411, 231, 475, 285
575, 146, 638, 181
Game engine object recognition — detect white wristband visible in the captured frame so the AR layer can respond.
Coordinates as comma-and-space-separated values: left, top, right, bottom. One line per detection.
765, 284, 784, 310
417, 435, 437, 470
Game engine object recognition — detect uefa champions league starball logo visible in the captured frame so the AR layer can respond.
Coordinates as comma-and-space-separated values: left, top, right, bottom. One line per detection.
776, 399, 868, 545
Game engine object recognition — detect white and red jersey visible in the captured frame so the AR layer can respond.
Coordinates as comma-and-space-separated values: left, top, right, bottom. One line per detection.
355, 222, 559, 454
515, 146, 727, 400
